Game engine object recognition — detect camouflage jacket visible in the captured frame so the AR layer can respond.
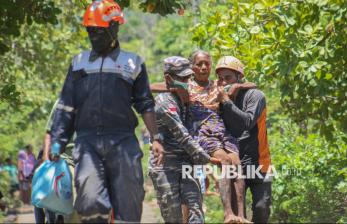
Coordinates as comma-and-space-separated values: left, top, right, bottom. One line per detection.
149, 93, 210, 172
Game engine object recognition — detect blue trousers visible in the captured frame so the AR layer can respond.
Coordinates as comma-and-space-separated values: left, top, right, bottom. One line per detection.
73, 135, 145, 223
34, 207, 63, 224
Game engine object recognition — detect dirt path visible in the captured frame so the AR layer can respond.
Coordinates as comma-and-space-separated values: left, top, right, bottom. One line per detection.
9, 192, 161, 223
1, 204, 35, 224
11, 203, 160, 223
142, 181, 162, 223
3, 180, 160, 223
141, 200, 161, 223
10, 202, 160, 223
16, 212, 35, 223
13, 205, 34, 223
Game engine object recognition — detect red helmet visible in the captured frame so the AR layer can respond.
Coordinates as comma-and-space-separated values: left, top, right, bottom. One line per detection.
83, 0, 125, 27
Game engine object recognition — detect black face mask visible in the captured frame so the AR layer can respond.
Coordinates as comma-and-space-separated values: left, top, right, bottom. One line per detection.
87, 21, 119, 55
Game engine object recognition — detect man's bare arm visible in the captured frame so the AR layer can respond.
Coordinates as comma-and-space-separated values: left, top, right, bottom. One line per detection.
142, 111, 164, 166
43, 133, 51, 161
150, 82, 169, 93
142, 111, 159, 138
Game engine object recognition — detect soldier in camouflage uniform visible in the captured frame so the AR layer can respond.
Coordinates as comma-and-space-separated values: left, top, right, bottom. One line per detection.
149, 56, 220, 223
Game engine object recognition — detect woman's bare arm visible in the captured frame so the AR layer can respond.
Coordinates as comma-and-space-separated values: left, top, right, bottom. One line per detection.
238, 82, 257, 90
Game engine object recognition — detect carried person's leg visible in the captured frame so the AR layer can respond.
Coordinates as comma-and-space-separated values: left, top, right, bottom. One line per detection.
248, 181, 272, 223
212, 149, 243, 223
73, 137, 111, 223
149, 170, 182, 223
197, 116, 243, 223
212, 149, 248, 223
227, 152, 251, 223
105, 136, 145, 222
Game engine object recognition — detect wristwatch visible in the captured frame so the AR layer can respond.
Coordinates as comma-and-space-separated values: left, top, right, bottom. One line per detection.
151, 133, 163, 143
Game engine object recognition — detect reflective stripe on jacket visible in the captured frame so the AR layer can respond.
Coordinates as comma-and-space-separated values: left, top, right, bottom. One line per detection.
51, 47, 154, 147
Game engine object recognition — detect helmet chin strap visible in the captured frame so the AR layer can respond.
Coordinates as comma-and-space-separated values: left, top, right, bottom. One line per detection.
106, 22, 119, 49
111, 40, 116, 48
106, 29, 117, 48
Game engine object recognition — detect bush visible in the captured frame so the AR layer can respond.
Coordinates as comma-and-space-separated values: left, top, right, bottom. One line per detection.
269, 120, 347, 223
0, 172, 10, 200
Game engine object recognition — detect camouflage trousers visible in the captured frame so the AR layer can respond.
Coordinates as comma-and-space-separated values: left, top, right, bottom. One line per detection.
149, 168, 204, 223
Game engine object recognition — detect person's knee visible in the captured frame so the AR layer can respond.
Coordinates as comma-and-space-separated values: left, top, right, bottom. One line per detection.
74, 182, 111, 218
253, 200, 270, 222
224, 156, 234, 166
77, 194, 110, 223
161, 200, 182, 223
181, 185, 204, 223
110, 178, 144, 222
182, 200, 203, 223
213, 150, 233, 165
80, 215, 109, 223
153, 184, 181, 222
254, 200, 269, 212
228, 153, 241, 166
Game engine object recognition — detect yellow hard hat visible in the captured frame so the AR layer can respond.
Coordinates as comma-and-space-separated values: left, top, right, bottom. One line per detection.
216, 56, 244, 76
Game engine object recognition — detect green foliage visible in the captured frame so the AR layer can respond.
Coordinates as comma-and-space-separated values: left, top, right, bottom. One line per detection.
204, 195, 224, 223
118, 10, 194, 82
0, 173, 10, 200
0, 0, 87, 106
192, 0, 347, 141
269, 118, 347, 223
0, 171, 22, 219
0, 0, 88, 158
139, 0, 186, 15
152, 14, 194, 57
0, 0, 61, 54
0, 0, 61, 104
0, 172, 11, 219
265, 89, 347, 222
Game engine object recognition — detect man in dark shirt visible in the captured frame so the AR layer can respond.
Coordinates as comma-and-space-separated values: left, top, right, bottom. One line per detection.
217, 56, 272, 223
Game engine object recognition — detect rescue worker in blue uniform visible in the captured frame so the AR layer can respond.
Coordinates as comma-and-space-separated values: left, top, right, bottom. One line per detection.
49, 1, 164, 223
